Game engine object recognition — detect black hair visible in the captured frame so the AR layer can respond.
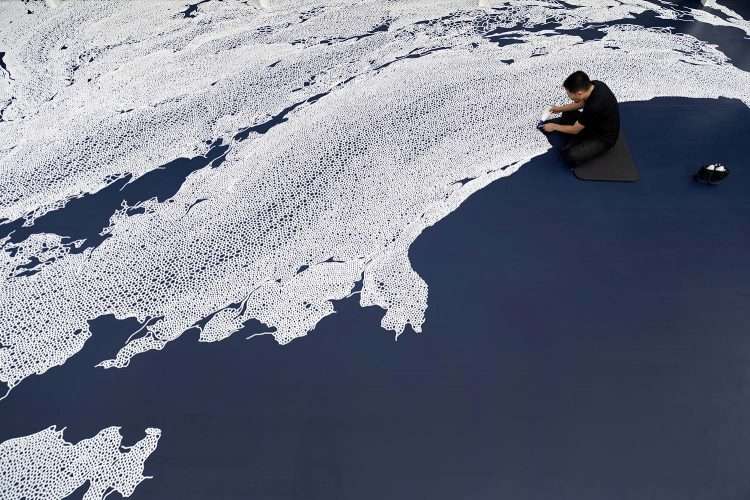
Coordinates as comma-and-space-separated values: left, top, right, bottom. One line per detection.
563, 71, 592, 92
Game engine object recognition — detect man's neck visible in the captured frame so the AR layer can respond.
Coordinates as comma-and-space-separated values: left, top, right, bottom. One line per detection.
582, 83, 595, 101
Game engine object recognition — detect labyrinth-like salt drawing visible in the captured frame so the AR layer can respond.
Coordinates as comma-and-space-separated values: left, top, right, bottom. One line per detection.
0, 426, 161, 500
1, 0, 749, 498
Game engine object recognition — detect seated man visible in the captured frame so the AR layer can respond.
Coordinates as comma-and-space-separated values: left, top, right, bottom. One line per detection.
541, 71, 621, 168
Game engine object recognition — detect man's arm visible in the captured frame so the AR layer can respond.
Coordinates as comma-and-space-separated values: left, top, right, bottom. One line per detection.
555, 122, 585, 135
551, 101, 584, 113
542, 120, 585, 134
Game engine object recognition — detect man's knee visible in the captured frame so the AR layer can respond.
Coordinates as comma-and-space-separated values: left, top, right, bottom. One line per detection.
563, 141, 607, 167
562, 148, 586, 167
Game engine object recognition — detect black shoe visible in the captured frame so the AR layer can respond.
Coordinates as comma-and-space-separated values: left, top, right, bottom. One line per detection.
694, 163, 715, 184
708, 164, 729, 184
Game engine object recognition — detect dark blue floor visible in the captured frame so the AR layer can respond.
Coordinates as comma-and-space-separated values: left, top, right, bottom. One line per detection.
3, 96, 749, 500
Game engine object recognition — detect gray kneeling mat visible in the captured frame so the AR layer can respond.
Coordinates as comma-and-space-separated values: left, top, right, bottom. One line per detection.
573, 130, 639, 182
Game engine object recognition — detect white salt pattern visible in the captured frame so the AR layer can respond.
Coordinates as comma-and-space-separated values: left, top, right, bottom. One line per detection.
0, 426, 161, 500
0, 1, 749, 398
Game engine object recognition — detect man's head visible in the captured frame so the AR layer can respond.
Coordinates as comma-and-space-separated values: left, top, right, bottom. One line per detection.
563, 71, 594, 102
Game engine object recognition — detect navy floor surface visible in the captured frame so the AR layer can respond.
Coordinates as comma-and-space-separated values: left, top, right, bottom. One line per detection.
2, 95, 749, 499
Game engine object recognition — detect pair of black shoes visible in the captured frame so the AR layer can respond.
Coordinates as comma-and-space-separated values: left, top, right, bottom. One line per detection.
694, 163, 729, 185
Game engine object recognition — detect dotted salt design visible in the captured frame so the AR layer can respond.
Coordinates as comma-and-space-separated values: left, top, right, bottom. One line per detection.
1, 1, 749, 401
0, 426, 161, 500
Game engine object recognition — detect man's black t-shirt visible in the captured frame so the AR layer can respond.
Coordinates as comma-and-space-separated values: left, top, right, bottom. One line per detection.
578, 80, 620, 146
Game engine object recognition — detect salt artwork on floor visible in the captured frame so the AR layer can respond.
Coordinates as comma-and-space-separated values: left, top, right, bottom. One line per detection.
1, 1, 749, 499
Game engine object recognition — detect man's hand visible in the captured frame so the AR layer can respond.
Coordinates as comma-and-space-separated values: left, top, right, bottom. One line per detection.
549, 106, 563, 114
542, 122, 558, 133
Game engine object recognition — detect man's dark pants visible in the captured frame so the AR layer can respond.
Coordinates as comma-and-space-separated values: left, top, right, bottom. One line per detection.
544, 110, 612, 168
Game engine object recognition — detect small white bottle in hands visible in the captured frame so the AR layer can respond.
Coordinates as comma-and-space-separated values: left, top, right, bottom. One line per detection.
537, 107, 554, 130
